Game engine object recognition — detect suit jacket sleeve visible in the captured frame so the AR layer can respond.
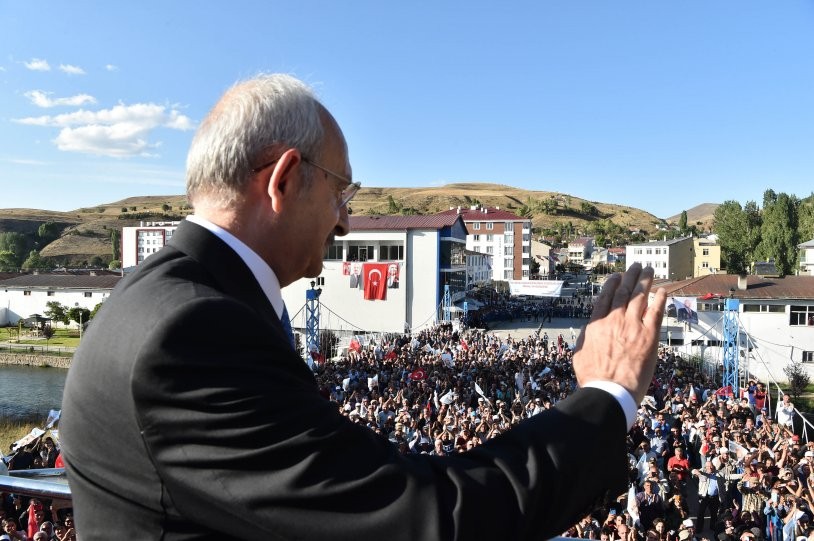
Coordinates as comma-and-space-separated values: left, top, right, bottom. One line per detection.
132, 297, 627, 541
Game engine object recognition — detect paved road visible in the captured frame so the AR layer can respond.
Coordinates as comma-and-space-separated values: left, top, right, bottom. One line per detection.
485, 315, 587, 348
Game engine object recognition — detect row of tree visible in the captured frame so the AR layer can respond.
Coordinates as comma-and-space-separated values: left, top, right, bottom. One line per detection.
43, 301, 96, 327
713, 190, 814, 276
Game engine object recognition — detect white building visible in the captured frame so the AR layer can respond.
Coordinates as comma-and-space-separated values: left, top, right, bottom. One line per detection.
282, 214, 470, 334
567, 237, 594, 269
800, 239, 814, 276
0, 273, 120, 326
657, 274, 814, 384
121, 221, 182, 268
626, 236, 694, 281
436, 206, 532, 281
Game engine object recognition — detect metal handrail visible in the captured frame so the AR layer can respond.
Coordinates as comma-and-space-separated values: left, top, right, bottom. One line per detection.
0, 468, 71, 500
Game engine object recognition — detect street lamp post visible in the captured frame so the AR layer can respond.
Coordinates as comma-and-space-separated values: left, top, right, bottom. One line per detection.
667, 331, 672, 348
75, 302, 83, 341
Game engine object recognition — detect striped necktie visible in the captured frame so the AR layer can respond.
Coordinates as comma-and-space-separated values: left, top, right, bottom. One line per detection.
281, 305, 295, 350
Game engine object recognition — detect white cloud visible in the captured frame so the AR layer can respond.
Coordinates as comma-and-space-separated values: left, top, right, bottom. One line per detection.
13, 102, 196, 158
4, 158, 47, 166
105, 64, 118, 72
24, 58, 51, 71
0, 66, 6, 72
25, 90, 97, 108
59, 64, 85, 75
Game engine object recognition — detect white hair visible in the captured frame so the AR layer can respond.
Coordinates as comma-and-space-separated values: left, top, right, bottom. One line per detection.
186, 73, 325, 208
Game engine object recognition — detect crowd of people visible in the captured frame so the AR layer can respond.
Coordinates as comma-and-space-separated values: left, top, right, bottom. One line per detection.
3, 318, 807, 540
2, 436, 74, 541
311, 322, 810, 541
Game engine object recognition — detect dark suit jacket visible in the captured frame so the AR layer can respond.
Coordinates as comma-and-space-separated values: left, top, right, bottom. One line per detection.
61, 220, 628, 540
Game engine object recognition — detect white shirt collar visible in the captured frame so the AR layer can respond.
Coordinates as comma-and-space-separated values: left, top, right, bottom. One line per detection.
185, 215, 284, 319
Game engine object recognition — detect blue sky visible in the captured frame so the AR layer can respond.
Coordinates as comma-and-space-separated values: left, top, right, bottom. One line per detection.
1, 1, 813, 219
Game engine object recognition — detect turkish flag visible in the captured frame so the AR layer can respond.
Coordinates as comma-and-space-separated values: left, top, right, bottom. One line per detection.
55, 453, 64, 468
384, 348, 397, 360
409, 368, 427, 381
349, 337, 362, 353
715, 385, 733, 398
460, 339, 468, 351
363, 263, 388, 300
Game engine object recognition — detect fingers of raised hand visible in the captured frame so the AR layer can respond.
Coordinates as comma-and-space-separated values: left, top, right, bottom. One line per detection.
611, 263, 644, 312
591, 272, 621, 321
626, 266, 656, 320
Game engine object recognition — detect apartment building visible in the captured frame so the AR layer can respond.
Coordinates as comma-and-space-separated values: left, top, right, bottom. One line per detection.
625, 236, 694, 280
694, 237, 722, 277
436, 206, 532, 281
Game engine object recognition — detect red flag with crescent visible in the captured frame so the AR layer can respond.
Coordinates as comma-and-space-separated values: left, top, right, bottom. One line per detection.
409, 368, 427, 381
363, 263, 388, 300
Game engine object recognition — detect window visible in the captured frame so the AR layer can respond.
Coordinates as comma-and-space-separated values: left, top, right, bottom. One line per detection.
804, 351, 814, 363
324, 243, 343, 261
380, 245, 404, 260
24, 290, 31, 296
790, 306, 814, 326
634, 248, 642, 255
504, 246, 513, 255
84, 292, 92, 298
486, 246, 493, 254
47, 291, 55, 296
523, 269, 529, 277
486, 222, 494, 230
655, 248, 661, 255
472, 222, 481, 230
699, 302, 723, 312
646, 248, 652, 255
504, 234, 513, 243
486, 235, 493, 242
504, 258, 512, 267
347, 245, 374, 262
472, 234, 480, 241
505, 222, 514, 231
504, 269, 513, 279
702, 261, 709, 268
702, 248, 709, 256
744, 304, 785, 313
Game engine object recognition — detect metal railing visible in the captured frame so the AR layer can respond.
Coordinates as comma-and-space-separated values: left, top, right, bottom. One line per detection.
0, 468, 71, 500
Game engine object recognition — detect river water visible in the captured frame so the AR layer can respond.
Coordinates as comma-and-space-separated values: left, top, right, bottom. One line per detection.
0, 365, 67, 421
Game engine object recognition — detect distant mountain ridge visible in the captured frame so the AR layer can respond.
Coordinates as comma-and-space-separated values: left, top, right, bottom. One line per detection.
0, 184, 704, 266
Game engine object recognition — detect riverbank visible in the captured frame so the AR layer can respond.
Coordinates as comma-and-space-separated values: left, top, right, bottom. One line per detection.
0, 352, 71, 369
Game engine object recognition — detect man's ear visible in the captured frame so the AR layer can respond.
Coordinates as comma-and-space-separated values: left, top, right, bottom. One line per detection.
267, 148, 303, 213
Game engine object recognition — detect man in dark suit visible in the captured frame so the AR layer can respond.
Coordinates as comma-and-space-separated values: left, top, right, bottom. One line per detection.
60, 73, 667, 539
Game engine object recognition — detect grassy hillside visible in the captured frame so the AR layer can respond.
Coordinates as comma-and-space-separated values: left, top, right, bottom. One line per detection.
1, 185, 666, 266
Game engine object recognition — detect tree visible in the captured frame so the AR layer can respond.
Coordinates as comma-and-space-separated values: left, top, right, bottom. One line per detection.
68, 307, 91, 328
42, 325, 55, 351
108, 259, 121, 270
757, 192, 798, 276
783, 360, 810, 401
90, 302, 104, 319
162, 203, 172, 211
580, 202, 599, 217
714, 201, 751, 274
111, 228, 121, 260
37, 221, 60, 246
798, 195, 814, 244
45, 301, 70, 326
22, 250, 51, 269
678, 211, 688, 234
0, 232, 30, 268
0, 250, 18, 271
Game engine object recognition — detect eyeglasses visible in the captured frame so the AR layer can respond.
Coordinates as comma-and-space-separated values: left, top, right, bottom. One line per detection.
251, 156, 361, 207
302, 158, 361, 207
